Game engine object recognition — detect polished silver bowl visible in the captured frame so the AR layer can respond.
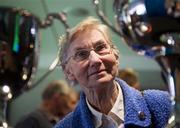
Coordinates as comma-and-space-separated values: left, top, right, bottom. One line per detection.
114, 0, 180, 58
114, 0, 180, 126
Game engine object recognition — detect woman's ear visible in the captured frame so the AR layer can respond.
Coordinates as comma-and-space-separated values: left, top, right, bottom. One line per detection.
64, 65, 75, 81
116, 57, 119, 66
115, 52, 120, 66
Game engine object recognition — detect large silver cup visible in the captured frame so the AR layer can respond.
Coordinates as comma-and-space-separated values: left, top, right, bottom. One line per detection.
113, 0, 180, 127
0, 7, 40, 127
0, 7, 69, 127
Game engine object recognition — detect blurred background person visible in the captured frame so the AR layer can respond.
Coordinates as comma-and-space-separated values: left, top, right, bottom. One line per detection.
118, 68, 141, 90
14, 80, 79, 128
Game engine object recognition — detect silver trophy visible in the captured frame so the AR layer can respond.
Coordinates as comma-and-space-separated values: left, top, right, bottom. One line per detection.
0, 7, 69, 127
93, 0, 180, 127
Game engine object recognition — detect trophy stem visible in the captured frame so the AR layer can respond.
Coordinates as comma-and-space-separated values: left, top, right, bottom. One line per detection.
156, 56, 180, 127
175, 69, 180, 126
0, 99, 8, 128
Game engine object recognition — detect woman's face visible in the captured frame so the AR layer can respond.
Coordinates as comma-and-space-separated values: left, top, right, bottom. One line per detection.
65, 29, 119, 91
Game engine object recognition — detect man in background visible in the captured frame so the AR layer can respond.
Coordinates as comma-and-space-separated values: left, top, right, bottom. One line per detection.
118, 68, 141, 90
15, 80, 78, 128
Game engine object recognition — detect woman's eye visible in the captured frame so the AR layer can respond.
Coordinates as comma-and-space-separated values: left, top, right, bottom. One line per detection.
75, 50, 89, 59
95, 44, 106, 52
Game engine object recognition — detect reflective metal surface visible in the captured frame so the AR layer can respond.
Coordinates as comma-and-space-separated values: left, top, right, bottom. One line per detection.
0, 7, 40, 127
0, 7, 70, 127
114, 0, 180, 126
115, 0, 180, 58
0, 7, 40, 98
0, 7, 70, 99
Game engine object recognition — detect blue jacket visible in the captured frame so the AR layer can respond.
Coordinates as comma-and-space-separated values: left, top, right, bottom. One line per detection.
55, 79, 171, 128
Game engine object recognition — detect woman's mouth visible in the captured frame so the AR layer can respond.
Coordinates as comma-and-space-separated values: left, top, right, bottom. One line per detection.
88, 69, 106, 77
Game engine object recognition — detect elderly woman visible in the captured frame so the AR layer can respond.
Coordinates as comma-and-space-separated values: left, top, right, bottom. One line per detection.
55, 17, 171, 128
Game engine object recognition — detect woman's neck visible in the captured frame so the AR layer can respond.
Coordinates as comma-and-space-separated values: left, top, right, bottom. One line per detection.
85, 81, 119, 114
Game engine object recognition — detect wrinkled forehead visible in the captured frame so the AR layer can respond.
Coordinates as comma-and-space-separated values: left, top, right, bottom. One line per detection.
68, 29, 110, 49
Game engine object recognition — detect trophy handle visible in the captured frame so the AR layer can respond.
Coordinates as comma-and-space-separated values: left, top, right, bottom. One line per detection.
92, 0, 121, 36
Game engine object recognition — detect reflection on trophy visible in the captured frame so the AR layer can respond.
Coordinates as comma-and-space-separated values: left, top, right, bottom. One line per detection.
0, 8, 39, 127
0, 7, 69, 127
94, 0, 180, 127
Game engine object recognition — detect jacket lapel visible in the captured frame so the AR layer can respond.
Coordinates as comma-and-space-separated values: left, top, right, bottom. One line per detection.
72, 92, 95, 128
116, 79, 152, 127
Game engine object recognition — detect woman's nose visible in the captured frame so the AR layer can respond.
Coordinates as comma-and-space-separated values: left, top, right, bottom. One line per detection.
88, 51, 102, 67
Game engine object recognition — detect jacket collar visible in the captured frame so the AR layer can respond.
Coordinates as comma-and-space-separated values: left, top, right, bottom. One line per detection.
72, 78, 152, 128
